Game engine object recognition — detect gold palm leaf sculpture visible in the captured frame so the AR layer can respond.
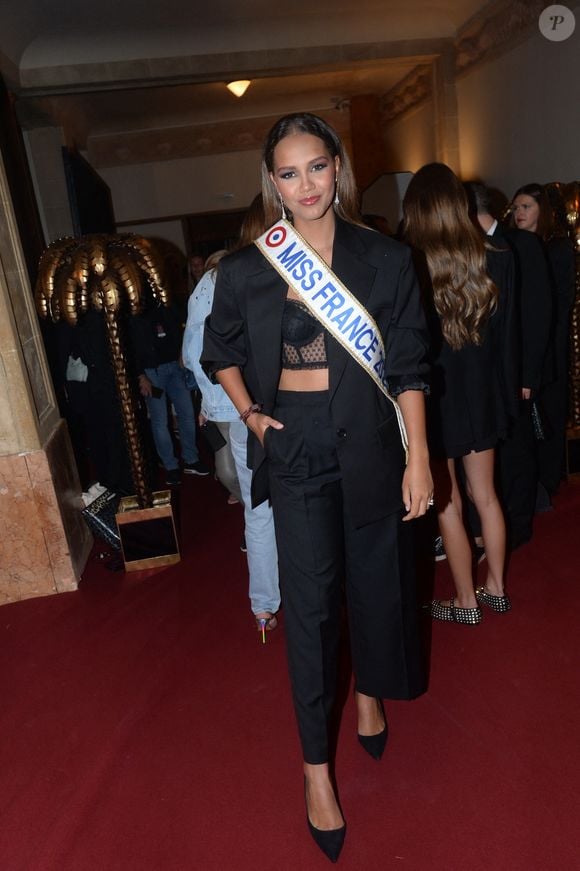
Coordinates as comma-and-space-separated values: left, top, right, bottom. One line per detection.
35, 233, 171, 508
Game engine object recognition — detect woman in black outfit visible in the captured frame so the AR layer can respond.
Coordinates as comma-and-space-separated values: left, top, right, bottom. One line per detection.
202, 113, 432, 862
404, 163, 518, 625
512, 182, 576, 500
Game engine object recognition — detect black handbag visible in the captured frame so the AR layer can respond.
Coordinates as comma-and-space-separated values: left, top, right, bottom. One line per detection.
81, 489, 121, 550
201, 421, 227, 452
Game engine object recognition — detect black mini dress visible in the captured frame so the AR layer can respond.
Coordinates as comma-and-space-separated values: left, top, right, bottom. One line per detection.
424, 247, 519, 459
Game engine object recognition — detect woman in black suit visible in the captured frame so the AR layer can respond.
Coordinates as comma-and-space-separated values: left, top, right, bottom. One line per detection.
512, 182, 576, 500
202, 113, 432, 862
403, 163, 518, 626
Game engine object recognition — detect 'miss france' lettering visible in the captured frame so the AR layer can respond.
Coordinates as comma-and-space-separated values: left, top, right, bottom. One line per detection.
277, 242, 323, 291
276, 241, 387, 383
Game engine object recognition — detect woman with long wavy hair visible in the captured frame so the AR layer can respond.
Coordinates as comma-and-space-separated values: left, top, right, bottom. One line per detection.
403, 163, 518, 625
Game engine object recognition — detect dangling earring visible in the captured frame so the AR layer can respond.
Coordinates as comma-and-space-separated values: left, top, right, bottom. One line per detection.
279, 194, 287, 220
334, 176, 340, 206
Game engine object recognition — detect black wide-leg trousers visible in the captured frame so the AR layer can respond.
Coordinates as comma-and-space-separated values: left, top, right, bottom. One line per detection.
265, 391, 424, 765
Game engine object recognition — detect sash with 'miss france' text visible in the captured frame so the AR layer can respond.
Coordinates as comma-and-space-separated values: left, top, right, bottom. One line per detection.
254, 219, 408, 459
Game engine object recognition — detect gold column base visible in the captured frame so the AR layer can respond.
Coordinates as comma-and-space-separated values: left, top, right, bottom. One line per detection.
115, 490, 180, 572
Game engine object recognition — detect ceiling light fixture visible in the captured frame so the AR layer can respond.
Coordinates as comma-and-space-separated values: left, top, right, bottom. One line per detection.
226, 80, 251, 98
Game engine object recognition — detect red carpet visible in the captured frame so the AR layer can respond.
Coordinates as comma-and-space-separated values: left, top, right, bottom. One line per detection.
1, 474, 579, 871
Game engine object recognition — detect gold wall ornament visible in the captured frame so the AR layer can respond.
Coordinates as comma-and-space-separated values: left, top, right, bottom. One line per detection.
571, 282, 580, 428
35, 234, 172, 509
546, 181, 580, 429
561, 182, 580, 252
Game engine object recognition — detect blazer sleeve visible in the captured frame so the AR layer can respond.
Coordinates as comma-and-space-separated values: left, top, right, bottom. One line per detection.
384, 246, 430, 396
547, 236, 576, 314
200, 256, 247, 381
513, 230, 553, 392
489, 249, 519, 422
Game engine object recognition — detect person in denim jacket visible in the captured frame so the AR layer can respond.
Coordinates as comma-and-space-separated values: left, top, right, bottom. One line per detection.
183, 252, 280, 632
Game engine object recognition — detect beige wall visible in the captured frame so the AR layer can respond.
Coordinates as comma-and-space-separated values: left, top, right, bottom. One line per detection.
382, 101, 437, 174
120, 219, 186, 254
379, 25, 578, 198
100, 150, 262, 223
457, 28, 579, 197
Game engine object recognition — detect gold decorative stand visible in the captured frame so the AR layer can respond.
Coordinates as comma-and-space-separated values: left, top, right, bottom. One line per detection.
35, 233, 182, 572
116, 490, 180, 571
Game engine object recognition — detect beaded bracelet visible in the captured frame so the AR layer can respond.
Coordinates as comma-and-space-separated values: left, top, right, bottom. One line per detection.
240, 403, 262, 424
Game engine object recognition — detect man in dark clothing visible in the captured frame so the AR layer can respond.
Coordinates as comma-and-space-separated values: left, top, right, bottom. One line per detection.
57, 312, 135, 495
130, 302, 208, 485
467, 182, 553, 548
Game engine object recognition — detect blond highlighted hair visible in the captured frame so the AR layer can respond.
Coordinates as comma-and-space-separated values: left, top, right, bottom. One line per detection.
403, 163, 498, 351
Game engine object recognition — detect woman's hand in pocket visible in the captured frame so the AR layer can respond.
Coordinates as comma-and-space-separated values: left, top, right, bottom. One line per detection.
247, 413, 284, 447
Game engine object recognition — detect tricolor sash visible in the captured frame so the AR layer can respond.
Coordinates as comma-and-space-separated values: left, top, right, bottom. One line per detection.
255, 219, 408, 460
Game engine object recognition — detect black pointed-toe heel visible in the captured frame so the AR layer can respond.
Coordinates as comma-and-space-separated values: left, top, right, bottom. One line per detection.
357, 698, 388, 760
304, 778, 346, 863
306, 817, 346, 863
358, 726, 388, 760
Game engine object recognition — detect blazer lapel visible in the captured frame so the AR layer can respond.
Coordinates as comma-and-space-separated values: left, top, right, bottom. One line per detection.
328, 220, 378, 402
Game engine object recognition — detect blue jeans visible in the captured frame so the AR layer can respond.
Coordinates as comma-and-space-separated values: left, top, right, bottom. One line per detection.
144, 362, 199, 471
229, 419, 280, 615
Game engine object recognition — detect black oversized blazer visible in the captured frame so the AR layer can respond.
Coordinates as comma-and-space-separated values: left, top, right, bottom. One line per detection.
202, 218, 430, 528
491, 223, 553, 392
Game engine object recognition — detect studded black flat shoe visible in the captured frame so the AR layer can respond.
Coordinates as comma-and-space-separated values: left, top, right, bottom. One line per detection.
430, 598, 482, 625
475, 586, 511, 613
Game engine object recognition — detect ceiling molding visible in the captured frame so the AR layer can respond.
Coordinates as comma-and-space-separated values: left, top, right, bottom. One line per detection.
454, 0, 548, 76
381, 64, 433, 123
88, 110, 351, 168
379, 0, 562, 125
18, 38, 450, 96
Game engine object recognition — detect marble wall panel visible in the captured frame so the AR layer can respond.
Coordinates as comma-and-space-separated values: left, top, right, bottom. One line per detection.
0, 420, 92, 605
41, 420, 92, 587
0, 150, 60, 450
0, 453, 57, 605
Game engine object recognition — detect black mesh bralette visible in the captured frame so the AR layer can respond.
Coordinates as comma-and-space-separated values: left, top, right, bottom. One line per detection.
281, 298, 328, 370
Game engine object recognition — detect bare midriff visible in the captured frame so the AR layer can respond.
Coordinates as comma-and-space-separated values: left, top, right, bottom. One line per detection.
278, 288, 329, 391
278, 367, 329, 391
